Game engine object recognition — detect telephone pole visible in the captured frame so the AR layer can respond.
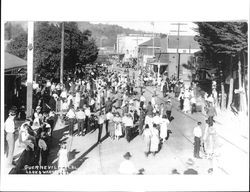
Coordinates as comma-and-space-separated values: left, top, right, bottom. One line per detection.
60, 22, 64, 84
26, 21, 34, 117
170, 23, 187, 80
151, 22, 155, 57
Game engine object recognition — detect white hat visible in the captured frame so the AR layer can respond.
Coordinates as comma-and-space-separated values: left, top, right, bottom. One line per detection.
206, 97, 213, 103
52, 93, 58, 98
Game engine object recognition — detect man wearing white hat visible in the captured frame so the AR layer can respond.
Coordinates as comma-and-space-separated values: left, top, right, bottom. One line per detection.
118, 152, 137, 174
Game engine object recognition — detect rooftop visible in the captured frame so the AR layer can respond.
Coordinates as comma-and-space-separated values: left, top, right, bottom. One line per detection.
168, 35, 200, 49
139, 38, 162, 47
5, 52, 27, 72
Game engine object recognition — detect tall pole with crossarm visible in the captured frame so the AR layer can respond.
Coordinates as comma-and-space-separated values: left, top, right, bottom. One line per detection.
26, 21, 34, 117
60, 22, 65, 84
170, 23, 187, 80
151, 22, 155, 57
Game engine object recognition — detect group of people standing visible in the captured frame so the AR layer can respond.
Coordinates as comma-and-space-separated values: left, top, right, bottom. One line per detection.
5, 61, 219, 175
4, 105, 55, 170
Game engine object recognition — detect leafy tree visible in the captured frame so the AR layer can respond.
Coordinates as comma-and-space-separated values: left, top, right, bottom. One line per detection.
5, 22, 26, 40
194, 22, 247, 65
34, 22, 61, 79
6, 21, 99, 80
6, 32, 27, 59
79, 39, 99, 65
194, 22, 248, 111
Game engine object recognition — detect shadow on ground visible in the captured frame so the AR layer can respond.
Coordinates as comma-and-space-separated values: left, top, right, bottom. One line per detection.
47, 124, 69, 167
68, 134, 109, 174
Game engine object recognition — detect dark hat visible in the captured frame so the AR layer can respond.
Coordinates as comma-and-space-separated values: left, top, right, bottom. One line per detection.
208, 168, 213, 173
123, 152, 132, 159
171, 169, 180, 174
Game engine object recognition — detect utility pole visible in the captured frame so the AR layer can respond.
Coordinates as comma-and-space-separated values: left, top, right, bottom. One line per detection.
26, 21, 34, 117
131, 34, 143, 67
60, 22, 64, 84
151, 22, 155, 57
136, 34, 139, 67
170, 23, 187, 80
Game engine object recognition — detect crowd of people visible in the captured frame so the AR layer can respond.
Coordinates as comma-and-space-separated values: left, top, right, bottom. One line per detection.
5, 62, 219, 175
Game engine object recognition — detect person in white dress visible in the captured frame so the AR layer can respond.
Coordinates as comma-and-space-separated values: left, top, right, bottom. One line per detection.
74, 91, 81, 110
160, 115, 169, 142
57, 143, 68, 175
183, 89, 191, 113
150, 124, 160, 156
160, 79, 165, 92
203, 124, 217, 159
152, 112, 161, 127
151, 95, 156, 108
157, 76, 162, 87
142, 124, 152, 157
33, 106, 42, 130
113, 113, 123, 140
144, 114, 154, 129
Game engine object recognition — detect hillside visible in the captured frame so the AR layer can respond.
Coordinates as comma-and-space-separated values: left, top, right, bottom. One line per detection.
77, 21, 149, 47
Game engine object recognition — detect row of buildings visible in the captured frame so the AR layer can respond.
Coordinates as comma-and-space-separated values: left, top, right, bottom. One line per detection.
100, 33, 200, 84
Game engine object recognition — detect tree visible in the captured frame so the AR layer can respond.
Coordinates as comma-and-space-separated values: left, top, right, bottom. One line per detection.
6, 21, 99, 81
5, 22, 26, 40
34, 22, 62, 79
79, 39, 99, 65
194, 22, 248, 112
6, 32, 27, 59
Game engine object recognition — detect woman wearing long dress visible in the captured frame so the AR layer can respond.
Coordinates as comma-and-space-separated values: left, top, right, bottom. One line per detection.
182, 90, 190, 113
114, 114, 123, 140
58, 143, 68, 175
160, 115, 169, 142
203, 124, 217, 159
183, 97, 190, 113
150, 125, 160, 156
142, 124, 152, 157
160, 80, 165, 92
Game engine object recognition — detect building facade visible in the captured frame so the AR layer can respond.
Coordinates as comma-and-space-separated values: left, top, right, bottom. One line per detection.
138, 37, 167, 66
116, 34, 155, 62
167, 35, 200, 53
154, 52, 194, 84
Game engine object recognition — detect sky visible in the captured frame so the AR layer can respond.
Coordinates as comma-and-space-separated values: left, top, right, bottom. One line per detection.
9, 21, 198, 36
90, 21, 198, 36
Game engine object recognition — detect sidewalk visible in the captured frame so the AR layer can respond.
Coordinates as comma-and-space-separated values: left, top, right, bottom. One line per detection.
149, 86, 249, 176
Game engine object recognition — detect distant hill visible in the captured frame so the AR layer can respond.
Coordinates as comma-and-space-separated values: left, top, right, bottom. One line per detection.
77, 21, 150, 47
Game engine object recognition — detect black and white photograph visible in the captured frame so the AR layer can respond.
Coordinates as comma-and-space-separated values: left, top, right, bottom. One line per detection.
1, 0, 249, 191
